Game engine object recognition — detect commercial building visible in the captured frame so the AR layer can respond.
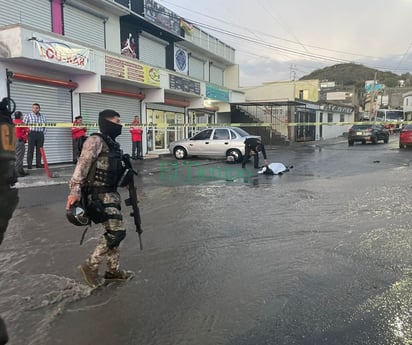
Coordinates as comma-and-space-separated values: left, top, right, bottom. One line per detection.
0, 0, 243, 163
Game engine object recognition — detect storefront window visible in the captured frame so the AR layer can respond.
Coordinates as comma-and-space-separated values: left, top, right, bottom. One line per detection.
187, 110, 215, 137
147, 108, 185, 151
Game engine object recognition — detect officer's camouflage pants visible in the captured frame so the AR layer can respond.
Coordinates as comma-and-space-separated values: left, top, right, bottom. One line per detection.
87, 191, 124, 273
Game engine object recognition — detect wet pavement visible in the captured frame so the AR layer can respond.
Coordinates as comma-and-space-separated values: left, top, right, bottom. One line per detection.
3, 135, 412, 345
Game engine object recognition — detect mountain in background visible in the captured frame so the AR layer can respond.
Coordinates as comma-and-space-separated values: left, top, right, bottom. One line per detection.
299, 63, 412, 88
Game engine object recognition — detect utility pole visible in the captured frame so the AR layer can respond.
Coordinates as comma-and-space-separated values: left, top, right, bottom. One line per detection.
290, 64, 296, 81
371, 71, 377, 121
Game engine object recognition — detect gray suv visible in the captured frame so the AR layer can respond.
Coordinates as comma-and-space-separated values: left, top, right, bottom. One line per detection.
348, 124, 389, 146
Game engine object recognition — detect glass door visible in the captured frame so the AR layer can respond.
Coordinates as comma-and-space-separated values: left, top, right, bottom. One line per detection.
166, 112, 185, 148
147, 108, 185, 151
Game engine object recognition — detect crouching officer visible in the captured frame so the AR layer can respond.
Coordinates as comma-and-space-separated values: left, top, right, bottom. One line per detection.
0, 97, 19, 345
242, 137, 268, 169
65, 109, 134, 288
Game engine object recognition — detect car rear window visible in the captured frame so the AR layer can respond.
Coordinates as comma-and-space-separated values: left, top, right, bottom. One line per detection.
351, 125, 372, 130
232, 127, 250, 137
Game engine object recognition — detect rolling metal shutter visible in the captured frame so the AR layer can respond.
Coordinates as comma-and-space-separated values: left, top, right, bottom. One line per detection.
11, 81, 73, 164
210, 65, 224, 86
189, 56, 204, 80
0, 0, 51, 31
80, 93, 141, 155
64, 4, 105, 49
138, 35, 166, 68
147, 104, 184, 113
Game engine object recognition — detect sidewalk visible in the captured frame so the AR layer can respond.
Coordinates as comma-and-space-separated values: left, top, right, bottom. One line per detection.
14, 155, 173, 189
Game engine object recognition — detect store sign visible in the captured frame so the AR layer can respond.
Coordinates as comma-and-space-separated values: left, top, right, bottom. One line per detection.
206, 84, 230, 102
169, 74, 200, 95
34, 38, 89, 69
105, 55, 160, 86
321, 104, 353, 114
144, 0, 181, 36
174, 47, 188, 75
121, 33, 137, 58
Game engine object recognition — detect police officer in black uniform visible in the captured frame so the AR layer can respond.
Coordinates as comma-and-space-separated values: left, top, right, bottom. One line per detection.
242, 137, 268, 169
0, 97, 19, 345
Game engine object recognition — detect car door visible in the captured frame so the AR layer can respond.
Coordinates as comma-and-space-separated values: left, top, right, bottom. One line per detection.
187, 129, 213, 156
208, 128, 231, 157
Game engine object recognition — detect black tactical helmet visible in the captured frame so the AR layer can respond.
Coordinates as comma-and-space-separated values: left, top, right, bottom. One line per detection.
66, 202, 90, 226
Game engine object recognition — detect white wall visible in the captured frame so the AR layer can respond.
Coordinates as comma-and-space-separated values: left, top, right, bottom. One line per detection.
318, 111, 353, 140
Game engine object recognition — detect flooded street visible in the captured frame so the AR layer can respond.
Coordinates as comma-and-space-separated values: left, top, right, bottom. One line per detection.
2, 139, 412, 344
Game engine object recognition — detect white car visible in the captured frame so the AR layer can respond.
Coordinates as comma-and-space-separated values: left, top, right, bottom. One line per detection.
169, 127, 261, 162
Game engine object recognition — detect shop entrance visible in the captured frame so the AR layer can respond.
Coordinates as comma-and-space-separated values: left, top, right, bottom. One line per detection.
295, 108, 316, 142
147, 109, 185, 151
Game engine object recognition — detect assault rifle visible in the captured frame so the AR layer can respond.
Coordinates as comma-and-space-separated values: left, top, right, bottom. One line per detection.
122, 154, 143, 250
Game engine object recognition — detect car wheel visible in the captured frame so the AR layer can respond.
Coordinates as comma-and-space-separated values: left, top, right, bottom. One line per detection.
371, 136, 378, 144
173, 146, 187, 160
384, 136, 389, 144
348, 140, 354, 146
227, 149, 242, 163
400, 143, 406, 149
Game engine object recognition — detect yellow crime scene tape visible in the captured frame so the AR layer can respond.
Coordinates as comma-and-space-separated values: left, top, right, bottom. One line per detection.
14, 121, 410, 128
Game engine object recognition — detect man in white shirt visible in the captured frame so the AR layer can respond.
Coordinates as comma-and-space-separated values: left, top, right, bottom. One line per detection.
23, 103, 46, 169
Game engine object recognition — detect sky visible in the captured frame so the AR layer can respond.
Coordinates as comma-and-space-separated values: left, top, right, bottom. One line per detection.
158, 0, 412, 87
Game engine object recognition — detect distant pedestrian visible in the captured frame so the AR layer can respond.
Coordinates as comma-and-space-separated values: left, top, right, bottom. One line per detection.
242, 137, 268, 169
13, 111, 29, 177
23, 103, 46, 169
130, 116, 143, 159
71, 115, 87, 164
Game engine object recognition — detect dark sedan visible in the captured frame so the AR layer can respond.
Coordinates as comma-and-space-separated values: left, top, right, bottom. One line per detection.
348, 124, 389, 146
399, 124, 412, 148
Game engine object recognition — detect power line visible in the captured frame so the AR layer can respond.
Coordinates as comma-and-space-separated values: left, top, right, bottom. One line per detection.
155, 1, 412, 73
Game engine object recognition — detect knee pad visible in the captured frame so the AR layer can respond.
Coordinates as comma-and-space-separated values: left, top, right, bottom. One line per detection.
104, 230, 126, 249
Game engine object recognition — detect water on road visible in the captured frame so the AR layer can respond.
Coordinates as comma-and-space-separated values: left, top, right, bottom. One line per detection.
2, 140, 412, 345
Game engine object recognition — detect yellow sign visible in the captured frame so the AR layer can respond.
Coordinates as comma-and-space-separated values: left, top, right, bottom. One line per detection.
105, 55, 160, 87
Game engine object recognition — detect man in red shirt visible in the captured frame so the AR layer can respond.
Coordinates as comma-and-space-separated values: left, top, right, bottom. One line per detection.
13, 111, 29, 177
71, 115, 87, 164
130, 116, 143, 160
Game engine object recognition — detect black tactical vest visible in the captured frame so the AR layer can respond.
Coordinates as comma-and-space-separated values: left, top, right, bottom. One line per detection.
87, 133, 125, 188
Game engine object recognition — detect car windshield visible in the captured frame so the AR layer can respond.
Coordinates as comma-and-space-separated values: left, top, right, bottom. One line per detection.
386, 112, 403, 120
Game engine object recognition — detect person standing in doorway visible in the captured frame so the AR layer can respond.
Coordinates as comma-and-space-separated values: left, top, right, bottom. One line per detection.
71, 115, 87, 164
130, 116, 143, 160
13, 111, 29, 177
23, 103, 46, 169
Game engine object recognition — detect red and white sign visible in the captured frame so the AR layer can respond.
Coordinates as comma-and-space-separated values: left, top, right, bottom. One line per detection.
35, 39, 90, 69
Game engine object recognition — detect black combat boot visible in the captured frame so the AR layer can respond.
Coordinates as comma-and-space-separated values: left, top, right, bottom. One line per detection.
104, 269, 135, 282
